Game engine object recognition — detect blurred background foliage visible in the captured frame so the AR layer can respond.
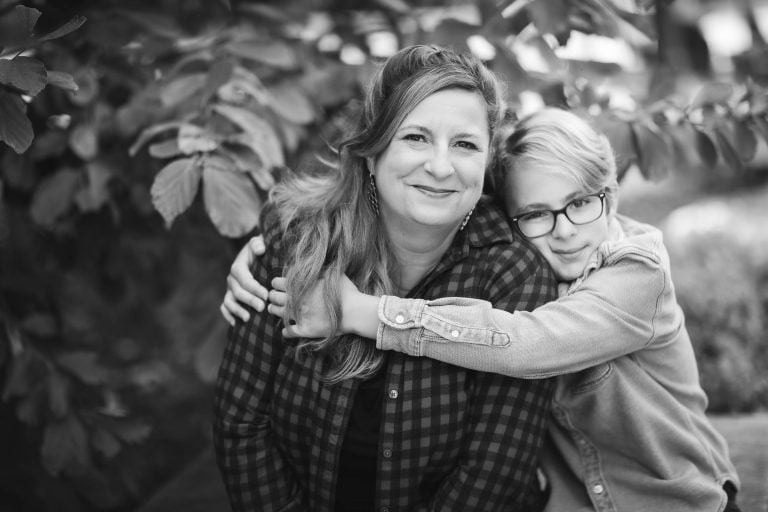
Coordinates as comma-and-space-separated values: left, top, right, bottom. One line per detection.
1, 0, 767, 510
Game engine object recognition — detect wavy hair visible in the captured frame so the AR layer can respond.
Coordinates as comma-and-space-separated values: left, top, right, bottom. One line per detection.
269, 45, 504, 383
488, 107, 619, 216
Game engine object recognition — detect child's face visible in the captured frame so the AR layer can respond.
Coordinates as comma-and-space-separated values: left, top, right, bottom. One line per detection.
505, 167, 610, 282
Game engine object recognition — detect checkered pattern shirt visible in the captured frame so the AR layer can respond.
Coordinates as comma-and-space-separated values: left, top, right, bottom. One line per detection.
213, 197, 558, 512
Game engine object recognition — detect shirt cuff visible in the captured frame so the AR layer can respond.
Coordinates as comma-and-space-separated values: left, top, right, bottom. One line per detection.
376, 295, 427, 356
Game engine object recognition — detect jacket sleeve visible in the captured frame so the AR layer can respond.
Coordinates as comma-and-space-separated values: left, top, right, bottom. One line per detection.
377, 251, 668, 379
212, 216, 306, 512
425, 245, 557, 511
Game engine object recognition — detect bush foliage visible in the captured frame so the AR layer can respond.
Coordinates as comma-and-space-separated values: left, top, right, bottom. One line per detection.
1, 0, 767, 510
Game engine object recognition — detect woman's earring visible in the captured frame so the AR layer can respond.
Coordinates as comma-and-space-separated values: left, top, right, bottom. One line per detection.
368, 172, 380, 216
460, 206, 474, 230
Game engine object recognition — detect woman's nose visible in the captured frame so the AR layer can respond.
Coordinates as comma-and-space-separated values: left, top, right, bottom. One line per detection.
423, 152, 454, 178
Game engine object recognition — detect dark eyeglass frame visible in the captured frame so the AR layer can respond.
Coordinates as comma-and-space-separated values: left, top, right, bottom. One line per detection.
511, 191, 607, 239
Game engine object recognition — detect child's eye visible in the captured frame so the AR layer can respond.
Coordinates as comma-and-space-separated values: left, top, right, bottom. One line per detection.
570, 198, 588, 208
455, 140, 479, 151
520, 210, 550, 221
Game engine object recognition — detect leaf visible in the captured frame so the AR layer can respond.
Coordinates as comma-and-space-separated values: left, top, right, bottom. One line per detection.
67, 68, 99, 106
200, 59, 234, 105
689, 82, 733, 110
632, 122, 671, 181
69, 123, 98, 160
0, 89, 33, 154
299, 64, 358, 107
427, 18, 477, 53
129, 121, 186, 156
0, 6, 41, 46
225, 40, 299, 70
734, 120, 757, 162
47, 371, 70, 419
177, 124, 219, 154
30, 168, 80, 226
694, 128, 718, 168
214, 104, 284, 168
752, 115, 768, 145
202, 163, 262, 237
267, 82, 315, 124
225, 146, 275, 190
148, 139, 182, 158
41, 415, 90, 477
0, 57, 47, 96
108, 419, 152, 444
74, 161, 114, 212
57, 351, 109, 385
20, 313, 58, 338
46, 71, 78, 91
150, 157, 202, 228
713, 127, 742, 172
91, 429, 122, 459
595, 116, 636, 180
160, 73, 207, 107
36, 15, 87, 42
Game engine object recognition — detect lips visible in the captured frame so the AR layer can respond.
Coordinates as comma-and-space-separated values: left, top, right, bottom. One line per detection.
552, 245, 588, 259
411, 184, 456, 196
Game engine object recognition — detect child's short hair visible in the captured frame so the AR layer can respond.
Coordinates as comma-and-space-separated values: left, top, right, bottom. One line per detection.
489, 108, 619, 214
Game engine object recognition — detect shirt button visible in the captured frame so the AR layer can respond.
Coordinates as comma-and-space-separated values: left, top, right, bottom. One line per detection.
383, 448, 392, 458
388, 389, 398, 399
592, 483, 604, 494
395, 314, 405, 324
451, 329, 460, 337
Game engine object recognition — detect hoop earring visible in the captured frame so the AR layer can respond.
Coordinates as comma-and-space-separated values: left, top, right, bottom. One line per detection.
368, 172, 380, 216
460, 206, 474, 230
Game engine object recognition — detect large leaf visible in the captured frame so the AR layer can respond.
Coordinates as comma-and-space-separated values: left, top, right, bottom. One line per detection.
693, 127, 718, 168
0, 89, 33, 154
129, 121, 186, 156
632, 121, 671, 181
36, 15, 87, 42
213, 104, 284, 167
595, 115, 636, 180
57, 351, 109, 385
713, 127, 742, 172
29, 168, 80, 226
733, 120, 757, 162
689, 82, 733, 111
47, 371, 71, 419
150, 157, 202, 228
41, 415, 90, 477
0, 5, 40, 46
177, 124, 219, 154
267, 82, 315, 124
46, 71, 79, 91
0, 57, 47, 96
225, 40, 299, 70
202, 161, 262, 237
160, 73, 207, 107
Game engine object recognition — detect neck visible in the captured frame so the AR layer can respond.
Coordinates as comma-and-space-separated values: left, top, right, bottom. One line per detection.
381, 216, 460, 295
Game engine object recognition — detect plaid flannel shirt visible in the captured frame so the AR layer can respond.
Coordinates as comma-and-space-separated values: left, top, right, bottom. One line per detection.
213, 197, 558, 512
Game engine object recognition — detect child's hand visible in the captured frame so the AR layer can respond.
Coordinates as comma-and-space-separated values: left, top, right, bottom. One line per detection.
220, 235, 270, 326
268, 277, 334, 339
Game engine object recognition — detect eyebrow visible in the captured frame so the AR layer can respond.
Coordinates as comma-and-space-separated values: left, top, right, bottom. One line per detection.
517, 191, 589, 212
397, 124, 483, 139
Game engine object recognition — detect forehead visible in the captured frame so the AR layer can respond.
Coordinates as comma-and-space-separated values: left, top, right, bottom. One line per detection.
399, 88, 488, 132
505, 167, 584, 209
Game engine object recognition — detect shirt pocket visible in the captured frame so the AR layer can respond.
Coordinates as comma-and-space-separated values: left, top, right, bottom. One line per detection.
571, 362, 614, 395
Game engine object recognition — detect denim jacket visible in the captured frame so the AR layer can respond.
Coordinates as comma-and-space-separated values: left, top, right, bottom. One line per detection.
375, 215, 739, 512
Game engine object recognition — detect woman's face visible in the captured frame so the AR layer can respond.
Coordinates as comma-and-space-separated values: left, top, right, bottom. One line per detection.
372, 88, 489, 233
505, 167, 610, 282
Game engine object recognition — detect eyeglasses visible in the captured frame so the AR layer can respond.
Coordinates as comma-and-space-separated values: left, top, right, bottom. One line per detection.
512, 192, 606, 239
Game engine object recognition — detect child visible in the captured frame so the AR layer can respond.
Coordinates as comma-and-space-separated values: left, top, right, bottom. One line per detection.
221, 108, 741, 512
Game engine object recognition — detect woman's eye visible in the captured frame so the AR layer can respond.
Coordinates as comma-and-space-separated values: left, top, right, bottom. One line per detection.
570, 199, 587, 208
403, 133, 427, 143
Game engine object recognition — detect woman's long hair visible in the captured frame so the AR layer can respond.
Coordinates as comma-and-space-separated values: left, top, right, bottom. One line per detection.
270, 45, 504, 383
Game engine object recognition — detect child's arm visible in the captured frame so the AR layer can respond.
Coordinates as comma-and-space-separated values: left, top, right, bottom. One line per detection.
375, 255, 668, 378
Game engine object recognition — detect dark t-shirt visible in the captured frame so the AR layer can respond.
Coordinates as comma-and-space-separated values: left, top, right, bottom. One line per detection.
334, 365, 386, 512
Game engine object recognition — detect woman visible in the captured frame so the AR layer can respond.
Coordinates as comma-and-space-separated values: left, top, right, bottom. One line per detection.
222, 108, 741, 511
213, 45, 557, 512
